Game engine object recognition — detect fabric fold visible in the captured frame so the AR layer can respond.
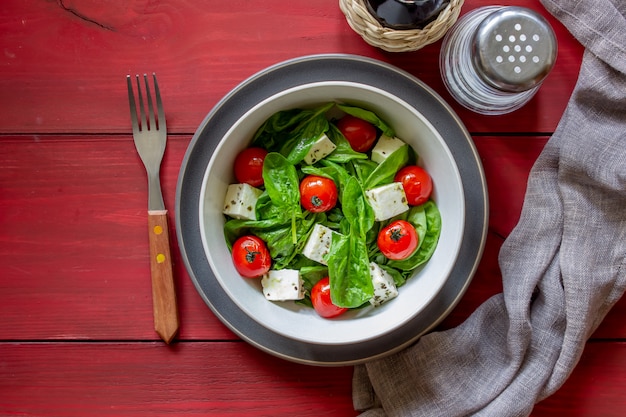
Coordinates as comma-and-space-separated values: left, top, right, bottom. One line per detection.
353, 1, 626, 415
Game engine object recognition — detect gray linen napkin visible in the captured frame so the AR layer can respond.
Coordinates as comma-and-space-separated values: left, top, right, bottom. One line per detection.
353, 1, 626, 415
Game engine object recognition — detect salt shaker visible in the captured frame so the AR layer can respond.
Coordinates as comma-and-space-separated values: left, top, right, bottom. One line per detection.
440, 6, 557, 115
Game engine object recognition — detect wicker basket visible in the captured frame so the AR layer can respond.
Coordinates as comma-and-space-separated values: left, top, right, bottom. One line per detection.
339, 0, 464, 52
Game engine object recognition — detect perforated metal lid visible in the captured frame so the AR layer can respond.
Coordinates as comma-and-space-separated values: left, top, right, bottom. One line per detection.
471, 6, 557, 93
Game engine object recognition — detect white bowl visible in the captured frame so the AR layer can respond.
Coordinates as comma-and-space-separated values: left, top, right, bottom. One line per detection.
199, 81, 465, 345
176, 54, 488, 365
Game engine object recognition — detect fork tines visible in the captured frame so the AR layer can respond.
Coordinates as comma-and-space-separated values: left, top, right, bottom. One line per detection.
126, 73, 165, 133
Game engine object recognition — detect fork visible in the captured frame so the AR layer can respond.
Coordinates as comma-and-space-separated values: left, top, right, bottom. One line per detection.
127, 73, 179, 344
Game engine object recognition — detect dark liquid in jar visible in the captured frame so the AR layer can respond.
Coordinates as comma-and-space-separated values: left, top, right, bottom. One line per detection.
366, 0, 450, 30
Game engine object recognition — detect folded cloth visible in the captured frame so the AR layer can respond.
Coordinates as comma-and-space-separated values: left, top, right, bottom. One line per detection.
353, 1, 626, 416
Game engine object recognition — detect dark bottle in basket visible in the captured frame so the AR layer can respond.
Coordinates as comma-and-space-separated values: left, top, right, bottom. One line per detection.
366, 0, 449, 29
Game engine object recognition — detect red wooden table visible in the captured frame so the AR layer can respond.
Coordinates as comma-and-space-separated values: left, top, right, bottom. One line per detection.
1, 1, 624, 415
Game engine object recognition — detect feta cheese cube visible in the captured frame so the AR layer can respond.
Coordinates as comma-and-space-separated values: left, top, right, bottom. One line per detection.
302, 224, 337, 265
222, 183, 263, 220
369, 262, 399, 306
303, 133, 337, 165
365, 182, 409, 221
371, 135, 406, 164
261, 269, 305, 301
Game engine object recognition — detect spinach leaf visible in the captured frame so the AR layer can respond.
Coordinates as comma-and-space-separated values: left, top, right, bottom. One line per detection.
387, 201, 441, 271
262, 152, 302, 243
255, 211, 324, 269
263, 153, 300, 211
286, 115, 330, 164
324, 124, 368, 163
342, 176, 375, 234
326, 177, 375, 308
406, 204, 428, 252
299, 265, 329, 291
317, 160, 352, 201
300, 164, 336, 179
251, 103, 334, 159
251, 109, 312, 153
363, 144, 409, 190
379, 263, 406, 288
223, 216, 286, 250
324, 207, 345, 230
254, 191, 284, 221
283, 103, 335, 164
337, 104, 395, 137
351, 159, 378, 185
224, 209, 324, 270
327, 232, 373, 308
253, 223, 297, 265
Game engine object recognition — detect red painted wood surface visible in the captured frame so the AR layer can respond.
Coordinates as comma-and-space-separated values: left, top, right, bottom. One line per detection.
0, 0, 621, 415
0, 0, 582, 136
2, 341, 626, 416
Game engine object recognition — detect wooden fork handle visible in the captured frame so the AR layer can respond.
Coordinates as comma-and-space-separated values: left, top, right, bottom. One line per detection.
147, 210, 180, 344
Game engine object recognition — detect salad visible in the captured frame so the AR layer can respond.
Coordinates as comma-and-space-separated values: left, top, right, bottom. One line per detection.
222, 102, 441, 318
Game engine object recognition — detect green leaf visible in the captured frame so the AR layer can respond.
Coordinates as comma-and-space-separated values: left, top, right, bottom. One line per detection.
286, 108, 333, 164
342, 176, 375, 234
262, 152, 302, 244
406, 204, 428, 252
351, 159, 378, 185
324, 124, 368, 163
387, 201, 441, 271
262, 152, 301, 211
379, 263, 406, 288
326, 177, 375, 308
251, 103, 334, 159
251, 109, 314, 152
327, 232, 373, 308
337, 104, 395, 137
363, 144, 409, 190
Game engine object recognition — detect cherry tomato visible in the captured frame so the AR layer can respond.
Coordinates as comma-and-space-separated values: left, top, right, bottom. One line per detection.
394, 165, 433, 206
231, 235, 271, 278
234, 147, 268, 187
336, 115, 378, 152
310, 277, 349, 318
377, 220, 419, 260
299, 175, 338, 213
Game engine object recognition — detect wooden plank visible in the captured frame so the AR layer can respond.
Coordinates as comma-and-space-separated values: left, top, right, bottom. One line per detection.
1, 134, 623, 341
0, 135, 234, 341
0, 0, 583, 135
0, 342, 357, 416
1, 341, 625, 416
532, 341, 626, 416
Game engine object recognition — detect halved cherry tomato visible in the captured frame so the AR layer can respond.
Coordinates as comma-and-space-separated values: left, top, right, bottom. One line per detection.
377, 220, 419, 260
394, 165, 433, 206
234, 147, 268, 187
311, 277, 348, 318
231, 235, 271, 278
336, 115, 378, 152
299, 175, 338, 213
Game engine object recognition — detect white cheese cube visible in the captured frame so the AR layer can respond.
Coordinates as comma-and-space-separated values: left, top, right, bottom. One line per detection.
261, 269, 305, 301
365, 182, 409, 221
303, 133, 337, 165
222, 183, 263, 220
371, 135, 406, 164
369, 262, 399, 306
302, 223, 337, 265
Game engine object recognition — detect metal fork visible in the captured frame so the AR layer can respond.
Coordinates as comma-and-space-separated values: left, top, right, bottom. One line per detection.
127, 73, 179, 344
